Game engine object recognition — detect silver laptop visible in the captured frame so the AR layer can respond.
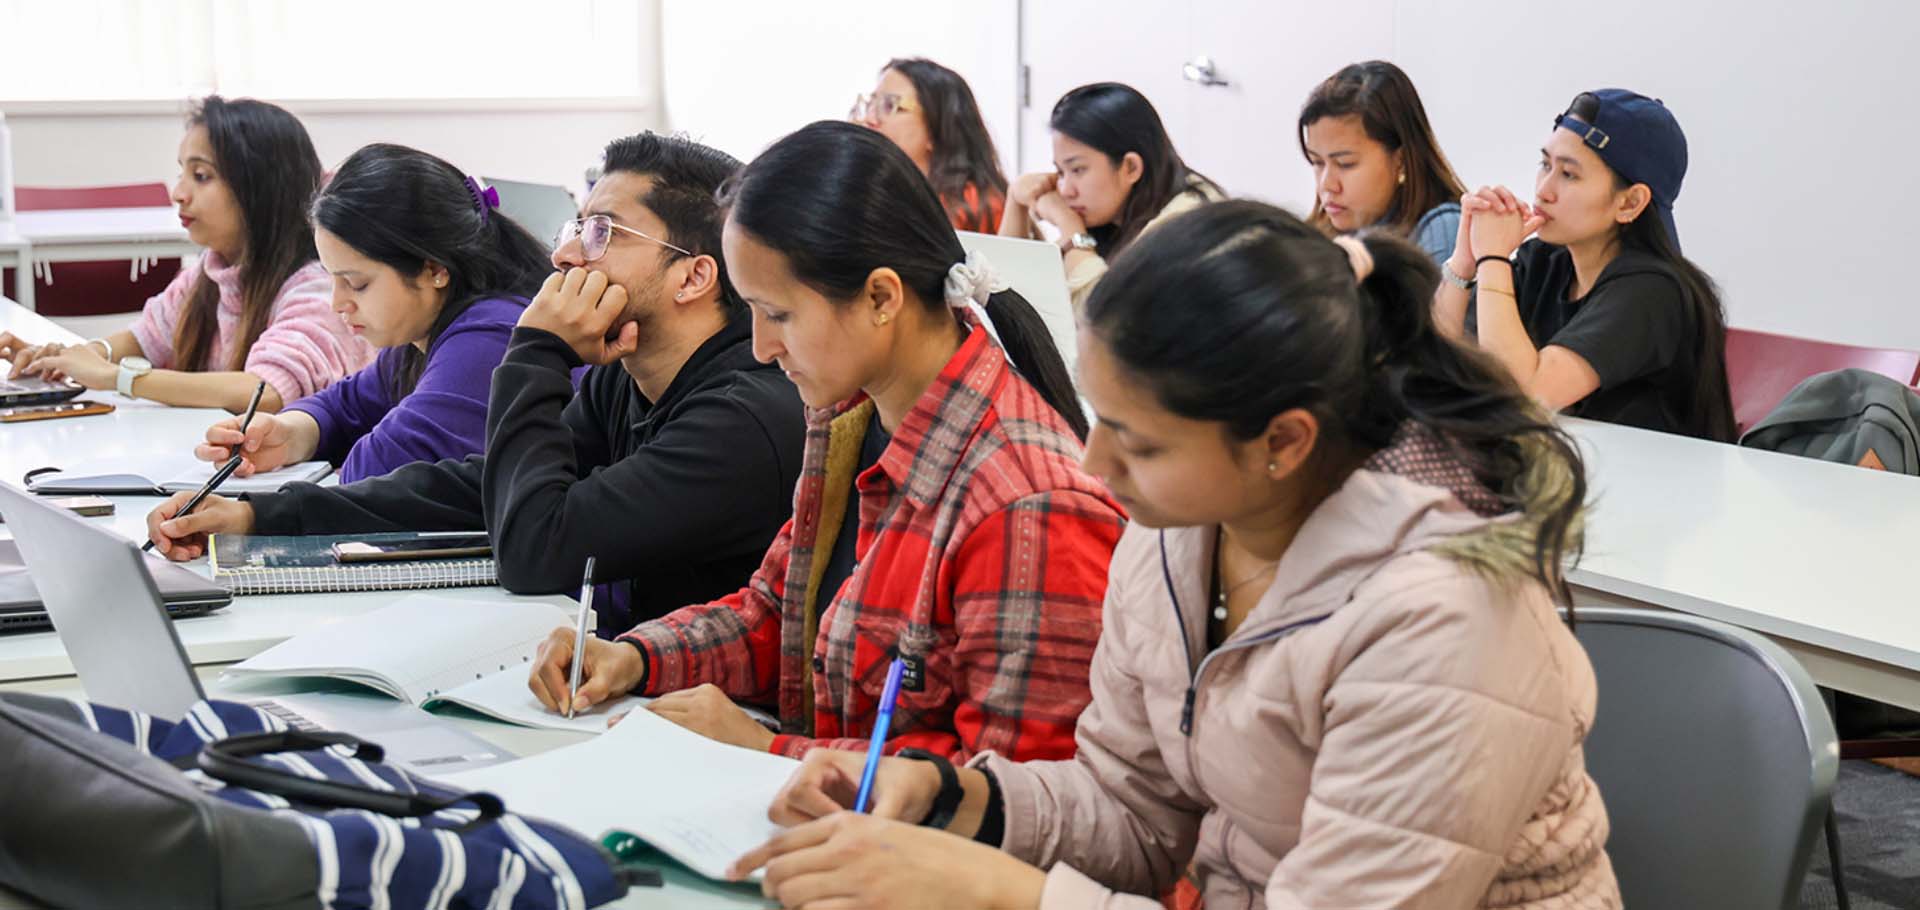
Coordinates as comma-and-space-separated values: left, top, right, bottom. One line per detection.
957, 231, 1077, 375
0, 482, 511, 773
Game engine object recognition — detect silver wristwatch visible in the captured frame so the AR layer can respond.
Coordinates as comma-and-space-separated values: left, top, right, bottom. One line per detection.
116, 356, 153, 398
1441, 259, 1475, 290
1066, 232, 1098, 252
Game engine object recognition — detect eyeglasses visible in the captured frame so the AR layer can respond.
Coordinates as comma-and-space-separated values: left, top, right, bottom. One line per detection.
553, 215, 690, 262
849, 92, 917, 122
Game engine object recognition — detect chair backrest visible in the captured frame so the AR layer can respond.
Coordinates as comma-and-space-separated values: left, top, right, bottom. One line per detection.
1727, 327, 1920, 432
16, 182, 170, 211
1572, 606, 1837, 910
480, 178, 577, 253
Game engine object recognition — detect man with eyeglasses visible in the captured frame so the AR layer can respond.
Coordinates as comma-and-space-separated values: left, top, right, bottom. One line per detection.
146, 134, 806, 635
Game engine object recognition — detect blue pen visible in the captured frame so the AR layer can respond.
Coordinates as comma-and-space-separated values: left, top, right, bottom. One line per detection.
853, 656, 908, 814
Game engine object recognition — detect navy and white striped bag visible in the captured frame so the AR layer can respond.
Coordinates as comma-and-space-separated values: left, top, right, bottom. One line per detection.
0, 693, 632, 910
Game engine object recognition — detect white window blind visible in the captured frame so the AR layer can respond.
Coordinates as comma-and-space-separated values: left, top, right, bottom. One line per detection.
0, 0, 649, 103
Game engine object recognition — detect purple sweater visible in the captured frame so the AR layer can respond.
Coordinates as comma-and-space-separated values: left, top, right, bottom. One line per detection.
286, 296, 528, 483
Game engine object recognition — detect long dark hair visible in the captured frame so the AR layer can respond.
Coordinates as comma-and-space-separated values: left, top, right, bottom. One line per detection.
883, 57, 1009, 233
173, 96, 323, 373
311, 143, 552, 400
1298, 60, 1466, 237
723, 120, 1086, 439
1049, 82, 1218, 258
1085, 200, 1587, 600
1607, 176, 1737, 442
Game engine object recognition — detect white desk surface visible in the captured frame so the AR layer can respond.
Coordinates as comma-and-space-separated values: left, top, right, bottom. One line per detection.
0, 294, 71, 341
0, 220, 26, 250
12, 206, 188, 245
1565, 417, 1920, 705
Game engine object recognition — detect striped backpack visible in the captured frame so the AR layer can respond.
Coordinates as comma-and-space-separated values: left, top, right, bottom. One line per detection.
0, 693, 637, 909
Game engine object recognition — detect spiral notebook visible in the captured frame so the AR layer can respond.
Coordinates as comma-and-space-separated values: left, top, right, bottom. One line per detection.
209, 531, 497, 595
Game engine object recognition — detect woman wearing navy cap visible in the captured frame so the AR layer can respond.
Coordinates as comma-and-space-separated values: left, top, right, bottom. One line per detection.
1432, 89, 1735, 442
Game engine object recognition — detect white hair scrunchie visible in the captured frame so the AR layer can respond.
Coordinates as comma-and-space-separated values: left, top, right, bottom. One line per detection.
1332, 234, 1375, 282
944, 250, 1014, 364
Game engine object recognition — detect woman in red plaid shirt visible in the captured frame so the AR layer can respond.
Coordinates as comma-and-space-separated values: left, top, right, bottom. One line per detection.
530, 121, 1126, 763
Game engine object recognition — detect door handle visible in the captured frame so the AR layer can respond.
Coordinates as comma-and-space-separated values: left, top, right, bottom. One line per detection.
1182, 55, 1230, 88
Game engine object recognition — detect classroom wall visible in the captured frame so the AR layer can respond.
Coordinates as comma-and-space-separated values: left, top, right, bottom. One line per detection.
656, 0, 1021, 173
5, 108, 657, 197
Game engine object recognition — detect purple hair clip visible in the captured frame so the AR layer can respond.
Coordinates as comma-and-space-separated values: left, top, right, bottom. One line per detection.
463, 176, 500, 222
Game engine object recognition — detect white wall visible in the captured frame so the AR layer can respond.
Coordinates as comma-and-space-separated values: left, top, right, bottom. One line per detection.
7, 107, 657, 196
657, 0, 1020, 171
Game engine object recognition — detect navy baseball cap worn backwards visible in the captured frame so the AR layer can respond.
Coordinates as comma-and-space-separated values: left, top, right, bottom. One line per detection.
1554, 88, 1687, 249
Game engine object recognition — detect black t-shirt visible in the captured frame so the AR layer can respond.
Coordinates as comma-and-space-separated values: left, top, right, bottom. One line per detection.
1489, 240, 1711, 438
816, 412, 891, 619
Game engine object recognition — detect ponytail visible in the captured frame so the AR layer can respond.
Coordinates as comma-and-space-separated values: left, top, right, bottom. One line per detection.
1086, 200, 1587, 601
725, 120, 1087, 438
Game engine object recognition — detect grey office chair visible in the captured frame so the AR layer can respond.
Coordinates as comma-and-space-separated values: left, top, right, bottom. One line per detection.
1571, 606, 1839, 910
480, 178, 579, 251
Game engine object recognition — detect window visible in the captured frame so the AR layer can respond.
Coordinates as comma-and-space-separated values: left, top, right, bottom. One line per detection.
0, 0, 651, 105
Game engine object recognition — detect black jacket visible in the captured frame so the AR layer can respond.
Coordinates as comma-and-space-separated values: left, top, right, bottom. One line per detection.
247, 322, 806, 632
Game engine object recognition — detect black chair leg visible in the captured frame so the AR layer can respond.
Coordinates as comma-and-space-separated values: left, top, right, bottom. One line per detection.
1826, 801, 1852, 910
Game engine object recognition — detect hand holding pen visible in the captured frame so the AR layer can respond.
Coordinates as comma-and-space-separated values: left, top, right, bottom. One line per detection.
142, 380, 265, 554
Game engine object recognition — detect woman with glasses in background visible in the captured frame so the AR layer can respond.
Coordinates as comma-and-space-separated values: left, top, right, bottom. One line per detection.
852, 58, 1009, 233
192, 143, 551, 483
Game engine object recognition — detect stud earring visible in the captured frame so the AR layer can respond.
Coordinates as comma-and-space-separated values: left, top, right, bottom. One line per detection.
876, 312, 891, 326
675, 292, 684, 300
1396, 171, 1406, 185
1268, 462, 1279, 472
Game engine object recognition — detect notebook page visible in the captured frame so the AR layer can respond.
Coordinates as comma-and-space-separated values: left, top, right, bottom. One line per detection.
222, 593, 571, 704
429, 662, 643, 733
436, 706, 798, 881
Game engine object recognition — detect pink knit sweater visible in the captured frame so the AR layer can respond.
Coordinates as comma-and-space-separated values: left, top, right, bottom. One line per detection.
130, 252, 373, 403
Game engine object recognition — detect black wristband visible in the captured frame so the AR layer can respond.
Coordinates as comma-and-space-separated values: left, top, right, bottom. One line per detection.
973, 767, 1006, 847
898, 748, 964, 830
1475, 255, 1514, 271
620, 637, 649, 692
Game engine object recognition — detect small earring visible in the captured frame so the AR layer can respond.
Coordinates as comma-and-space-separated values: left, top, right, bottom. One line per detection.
675, 292, 684, 300
1268, 462, 1279, 472
1396, 171, 1406, 185
875, 312, 891, 326
434, 276, 445, 287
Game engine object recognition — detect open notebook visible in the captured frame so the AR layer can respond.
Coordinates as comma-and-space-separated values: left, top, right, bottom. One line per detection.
221, 593, 644, 734
437, 705, 799, 882
25, 455, 331, 495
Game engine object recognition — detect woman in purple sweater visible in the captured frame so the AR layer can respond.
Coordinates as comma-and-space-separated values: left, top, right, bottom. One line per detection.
195, 144, 554, 482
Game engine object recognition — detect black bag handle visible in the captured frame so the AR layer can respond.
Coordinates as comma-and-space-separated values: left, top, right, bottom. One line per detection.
199, 730, 504, 829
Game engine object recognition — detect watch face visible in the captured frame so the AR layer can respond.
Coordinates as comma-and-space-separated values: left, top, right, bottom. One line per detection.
124, 357, 153, 371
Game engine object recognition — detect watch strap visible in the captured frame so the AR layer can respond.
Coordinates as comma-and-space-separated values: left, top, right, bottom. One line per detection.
897, 747, 963, 829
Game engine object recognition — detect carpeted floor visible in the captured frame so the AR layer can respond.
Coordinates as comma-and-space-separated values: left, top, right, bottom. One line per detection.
1799, 761, 1920, 910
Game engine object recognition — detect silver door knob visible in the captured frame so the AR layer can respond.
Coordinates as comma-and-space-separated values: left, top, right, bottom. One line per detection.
1182, 55, 1230, 88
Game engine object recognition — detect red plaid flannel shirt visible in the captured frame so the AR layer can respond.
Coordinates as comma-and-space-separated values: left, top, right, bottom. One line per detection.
620, 327, 1125, 761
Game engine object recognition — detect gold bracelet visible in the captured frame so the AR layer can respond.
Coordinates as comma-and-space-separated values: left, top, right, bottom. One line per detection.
1478, 287, 1517, 299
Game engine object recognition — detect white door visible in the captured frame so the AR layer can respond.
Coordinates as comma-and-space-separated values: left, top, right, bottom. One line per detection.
1018, 0, 1395, 217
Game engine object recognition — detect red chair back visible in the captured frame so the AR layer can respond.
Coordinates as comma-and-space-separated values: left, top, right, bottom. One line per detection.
5, 183, 182, 317
15, 183, 171, 210
1725, 327, 1920, 433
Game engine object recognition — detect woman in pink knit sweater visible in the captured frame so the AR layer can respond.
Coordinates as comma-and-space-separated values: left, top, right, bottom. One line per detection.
0, 96, 370, 412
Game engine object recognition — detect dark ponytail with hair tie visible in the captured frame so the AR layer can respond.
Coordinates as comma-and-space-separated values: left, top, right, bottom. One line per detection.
1085, 201, 1588, 602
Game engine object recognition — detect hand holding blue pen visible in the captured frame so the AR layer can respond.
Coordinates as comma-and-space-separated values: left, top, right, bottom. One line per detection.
852, 655, 908, 814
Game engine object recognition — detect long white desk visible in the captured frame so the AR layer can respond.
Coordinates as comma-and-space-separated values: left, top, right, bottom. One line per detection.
0, 296, 771, 906
6, 206, 197, 312
1565, 417, 1920, 711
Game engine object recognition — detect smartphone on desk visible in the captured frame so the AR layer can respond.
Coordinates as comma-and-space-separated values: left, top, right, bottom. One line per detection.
331, 532, 492, 563
0, 400, 115, 423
